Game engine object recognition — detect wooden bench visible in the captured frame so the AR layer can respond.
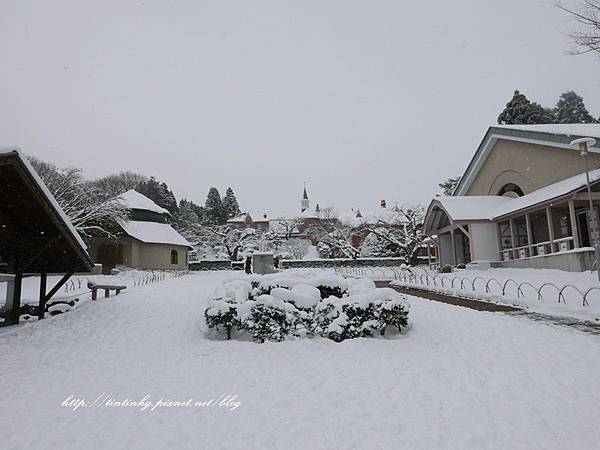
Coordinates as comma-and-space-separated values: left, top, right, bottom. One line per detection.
87, 282, 127, 301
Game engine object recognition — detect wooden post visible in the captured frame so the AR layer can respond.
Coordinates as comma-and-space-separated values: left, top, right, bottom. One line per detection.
525, 214, 533, 257
5, 273, 23, 325
509, 218, 516, 259
546, 207, 555, 253
450, 228, 457, 266
38, 272, 47, 320
569, 199, 580, 248
91, 289, 97, 301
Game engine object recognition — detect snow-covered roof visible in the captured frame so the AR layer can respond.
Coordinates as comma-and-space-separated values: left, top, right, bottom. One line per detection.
431, 196, 514, 221
0, 147, 88, 251
495, 124, 600, 139
300, 208, 321, 219
428, 169, 600, 227
117, 190, 171, 216
492, 168, 600, 218
338, 207, 404, 227
119, 220, 192, 248
227, 212, 269, 223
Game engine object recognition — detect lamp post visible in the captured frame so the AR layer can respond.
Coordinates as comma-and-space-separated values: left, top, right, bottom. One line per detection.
570, 137, 600, 281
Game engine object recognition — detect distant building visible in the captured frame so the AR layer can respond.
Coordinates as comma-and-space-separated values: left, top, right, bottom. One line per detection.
88, 190, 191, 273
227, 212, 270, 231
423, 124, 600, 271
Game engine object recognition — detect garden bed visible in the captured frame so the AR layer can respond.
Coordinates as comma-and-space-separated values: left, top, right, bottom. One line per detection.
204, 270, 410, 342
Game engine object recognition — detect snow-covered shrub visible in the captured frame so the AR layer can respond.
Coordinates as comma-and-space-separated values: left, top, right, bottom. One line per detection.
311, 275, 349, 299
205, 299, 239, 340
315, 288, 409, 342
237, 295, 298, 342
204, 271, 410, 343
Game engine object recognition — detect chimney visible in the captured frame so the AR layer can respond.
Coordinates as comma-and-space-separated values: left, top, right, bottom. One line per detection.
381, 199, 386, 208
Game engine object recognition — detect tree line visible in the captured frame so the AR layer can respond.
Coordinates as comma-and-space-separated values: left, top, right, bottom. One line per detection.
28, 157, 243, 236
497, 90, 597, 125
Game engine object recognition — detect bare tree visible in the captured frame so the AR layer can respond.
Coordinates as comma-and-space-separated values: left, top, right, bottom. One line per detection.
29, 157, 128, 238
364, 206, 426, 264
89, 171, 148, 198
555, 1, 600, 55
207, 226, 257, 261
283, 239, 310, 259
268, 216, 303, 240
307, 208, 360, 259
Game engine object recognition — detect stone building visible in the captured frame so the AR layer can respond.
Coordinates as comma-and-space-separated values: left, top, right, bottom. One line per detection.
88, 190, 191, 273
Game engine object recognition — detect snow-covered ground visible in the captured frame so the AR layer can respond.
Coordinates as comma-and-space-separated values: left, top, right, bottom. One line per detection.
1, 271, 600, 449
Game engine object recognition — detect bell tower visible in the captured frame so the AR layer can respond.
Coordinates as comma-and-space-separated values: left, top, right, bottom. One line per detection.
301, 185, 310, 212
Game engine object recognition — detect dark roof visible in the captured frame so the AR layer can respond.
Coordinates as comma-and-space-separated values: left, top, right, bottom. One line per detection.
0, 149, 94, 273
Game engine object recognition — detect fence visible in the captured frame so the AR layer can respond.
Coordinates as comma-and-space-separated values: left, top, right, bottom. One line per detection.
64, 269, 189, 293
335, 266, 600, 308
280, 257, 406, 269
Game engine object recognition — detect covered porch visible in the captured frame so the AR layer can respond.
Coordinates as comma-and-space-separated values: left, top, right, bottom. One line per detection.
423, 196, 513, 268
493, 191, 600, 267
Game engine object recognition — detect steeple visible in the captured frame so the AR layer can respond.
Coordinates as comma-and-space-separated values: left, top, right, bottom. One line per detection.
301, 184, 310, 212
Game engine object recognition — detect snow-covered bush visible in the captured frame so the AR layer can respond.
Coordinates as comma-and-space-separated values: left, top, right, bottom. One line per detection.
204, 271, 410, 343
237, 295, 298, 342
315, 288, 409, 342
205, 299, 239, 340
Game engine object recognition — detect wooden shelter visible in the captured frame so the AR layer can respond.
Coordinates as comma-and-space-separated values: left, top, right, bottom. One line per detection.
0, 149, 93, 325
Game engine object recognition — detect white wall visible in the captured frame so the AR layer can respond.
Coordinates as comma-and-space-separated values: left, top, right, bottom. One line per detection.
469, 223, 500, 262
438, 233, 453, 266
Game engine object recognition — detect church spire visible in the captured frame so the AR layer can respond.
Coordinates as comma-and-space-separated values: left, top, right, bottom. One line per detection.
301, 184, 310, 212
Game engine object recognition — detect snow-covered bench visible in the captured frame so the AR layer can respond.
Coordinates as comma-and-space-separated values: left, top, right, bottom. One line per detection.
87, 282, 127, 301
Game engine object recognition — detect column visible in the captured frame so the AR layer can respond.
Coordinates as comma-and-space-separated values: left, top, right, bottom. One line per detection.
525, 213, 533, 257
546, 207, 555, 253
569, 199, 580, 249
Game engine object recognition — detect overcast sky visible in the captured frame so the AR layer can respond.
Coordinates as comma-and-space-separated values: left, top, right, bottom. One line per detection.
1, 0, 599, 216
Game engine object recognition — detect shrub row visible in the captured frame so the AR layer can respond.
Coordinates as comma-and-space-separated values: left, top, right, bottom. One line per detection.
205, 288, 409, 343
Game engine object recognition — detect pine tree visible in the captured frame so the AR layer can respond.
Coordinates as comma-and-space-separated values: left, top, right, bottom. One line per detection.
497, 90, 555, 125
554, 91, 596, 124
137, 177, 179, 215
438, 176, 461, 196
205, 187, 226, 224
222, 187, 241, 219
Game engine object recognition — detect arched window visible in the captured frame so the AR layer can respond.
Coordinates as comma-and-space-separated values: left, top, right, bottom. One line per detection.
497, 183, 524, 198
171, 249, 178, 265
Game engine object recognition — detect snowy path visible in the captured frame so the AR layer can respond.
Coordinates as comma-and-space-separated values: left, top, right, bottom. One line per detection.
1, 272, 600, 449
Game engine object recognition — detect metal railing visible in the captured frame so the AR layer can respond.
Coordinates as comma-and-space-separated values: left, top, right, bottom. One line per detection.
335, 266, 600, 307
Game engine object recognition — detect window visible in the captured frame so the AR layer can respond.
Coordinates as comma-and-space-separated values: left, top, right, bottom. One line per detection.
499, 221, 512, 249
497, 183, 524, 198
551, 206, 572, 239
530, 211, 550, 244
171, 249, 178, 265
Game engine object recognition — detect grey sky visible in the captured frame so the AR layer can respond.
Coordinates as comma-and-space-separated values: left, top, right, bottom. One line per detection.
1, 0, 598, 216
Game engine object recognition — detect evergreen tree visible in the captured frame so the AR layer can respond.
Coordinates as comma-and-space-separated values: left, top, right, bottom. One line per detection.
137, 177, 179, 215
554, 91, 596, 124
205, 187, 226, 224
174, 198, 199, 228
438, 176, 461, 196
497, 90, 555, 125
222, 187, 241, 219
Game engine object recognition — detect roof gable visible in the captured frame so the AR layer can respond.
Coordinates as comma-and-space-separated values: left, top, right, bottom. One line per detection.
454, 125, 600, 196
0, 148, 93, 273
117, 190, 171, 216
